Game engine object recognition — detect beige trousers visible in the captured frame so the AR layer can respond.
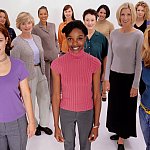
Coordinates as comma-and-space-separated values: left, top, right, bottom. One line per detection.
28, 66, 50, 127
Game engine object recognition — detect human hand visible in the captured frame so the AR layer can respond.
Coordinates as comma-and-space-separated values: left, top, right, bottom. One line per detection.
54, 127, 64, 142
130, 88, 138, 97
103, 80, 110, 92
27, 122, 36, 138
88, 127, 98, 142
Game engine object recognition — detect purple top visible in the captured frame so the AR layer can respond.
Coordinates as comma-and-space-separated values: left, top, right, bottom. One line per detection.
0, 57, 29, 122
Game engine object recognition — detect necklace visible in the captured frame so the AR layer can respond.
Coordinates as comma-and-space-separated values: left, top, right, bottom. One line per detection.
0, 55, 7, 62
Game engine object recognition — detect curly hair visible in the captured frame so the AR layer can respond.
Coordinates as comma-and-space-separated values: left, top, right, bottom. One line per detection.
142, 27, 150, 68
135, 1, 150, 20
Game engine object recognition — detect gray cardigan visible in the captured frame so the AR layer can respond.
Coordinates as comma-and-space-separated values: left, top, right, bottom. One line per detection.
11, 34, 45, 81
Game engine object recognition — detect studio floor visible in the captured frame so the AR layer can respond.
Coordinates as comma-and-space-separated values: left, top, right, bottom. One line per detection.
27, 100, 146, 150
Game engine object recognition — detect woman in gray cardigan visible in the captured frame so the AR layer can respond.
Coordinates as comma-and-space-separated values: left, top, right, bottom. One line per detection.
11, 12, 53, 136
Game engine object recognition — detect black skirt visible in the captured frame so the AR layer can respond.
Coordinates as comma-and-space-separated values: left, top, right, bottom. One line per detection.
106, 70, 137, 138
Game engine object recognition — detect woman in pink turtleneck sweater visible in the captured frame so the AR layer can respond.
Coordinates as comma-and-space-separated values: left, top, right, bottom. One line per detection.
51, 20, 101, 150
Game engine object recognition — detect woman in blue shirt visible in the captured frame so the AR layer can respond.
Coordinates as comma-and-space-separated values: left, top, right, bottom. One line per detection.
83, 9, 108, 101
139, 27, 150, 150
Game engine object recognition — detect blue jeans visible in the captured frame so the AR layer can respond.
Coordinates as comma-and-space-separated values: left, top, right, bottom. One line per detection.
139, 106, 150, 150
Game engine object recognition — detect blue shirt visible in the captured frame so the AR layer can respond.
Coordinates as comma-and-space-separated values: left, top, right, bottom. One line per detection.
141, 62, 150, 109
25, 38, 40, 65
84, 30, 108, 62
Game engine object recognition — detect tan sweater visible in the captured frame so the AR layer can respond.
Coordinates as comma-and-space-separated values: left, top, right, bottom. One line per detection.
95, 19, 114, 40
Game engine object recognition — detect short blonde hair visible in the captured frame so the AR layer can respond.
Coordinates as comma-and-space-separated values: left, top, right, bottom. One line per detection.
16, 12, 34, 30
135, 1, 150, 20
142, 27, 150, 67
116, 2, 136, 26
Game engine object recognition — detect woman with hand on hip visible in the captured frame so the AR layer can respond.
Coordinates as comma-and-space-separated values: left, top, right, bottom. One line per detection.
11, 12, 52, 136
0, 23, 35, 150
58, 4, 75, 53
104, 3, 143, 150
51, 20, 101, 150
32, 6, 59, 94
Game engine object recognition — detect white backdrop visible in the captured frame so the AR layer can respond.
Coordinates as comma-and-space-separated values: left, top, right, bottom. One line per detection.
1, 0, 150, 35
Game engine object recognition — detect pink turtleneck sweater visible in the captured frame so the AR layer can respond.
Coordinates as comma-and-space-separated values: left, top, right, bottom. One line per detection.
51, 50, 101, 112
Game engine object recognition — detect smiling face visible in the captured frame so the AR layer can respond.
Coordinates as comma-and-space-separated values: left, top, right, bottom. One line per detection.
84, 14, 97, 30
0, 12, 6, 25
136, 5, 145, 19
38, 8, 48, 24
120, 8, 132, 27
20, 21, 33, 34
0, 31, 8, 56
64, 8, 73, 20
98, 8, 106, 21
67, 28, 86, 53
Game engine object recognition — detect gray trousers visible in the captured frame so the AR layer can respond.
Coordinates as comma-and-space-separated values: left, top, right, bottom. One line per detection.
0, 115, 27, 150
60, 109, 93, 150
29, 66, 50, 127
45, 61, 52, 98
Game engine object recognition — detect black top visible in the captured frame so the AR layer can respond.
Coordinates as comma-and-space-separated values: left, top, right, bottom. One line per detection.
7, 27, 16, 56
134, 20, 147, 33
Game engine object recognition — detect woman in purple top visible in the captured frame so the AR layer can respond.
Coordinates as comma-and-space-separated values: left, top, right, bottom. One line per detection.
0, 24, 35, 150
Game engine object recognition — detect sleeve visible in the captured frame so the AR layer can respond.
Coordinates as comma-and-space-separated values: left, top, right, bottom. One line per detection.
110, 22, 114, 33
11, 28, 16, 41
104, 32, 113, 80
11, 39, 21, 59
132, 32, 143, 88
58, 24, 63, 49
18, 61, 29, 81
101, 36, 108, 59
91, 57, 101, 73
51, 59, 61, 75
31, 27, 37, 35
54, 24, 60, 52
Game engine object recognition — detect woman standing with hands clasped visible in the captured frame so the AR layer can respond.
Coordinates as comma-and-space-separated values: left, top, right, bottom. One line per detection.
0, 23, 35, 150
51, 20, 101, 150
11, 12, 52, 136
104, 3, 143, 150
83, 9, 108, 101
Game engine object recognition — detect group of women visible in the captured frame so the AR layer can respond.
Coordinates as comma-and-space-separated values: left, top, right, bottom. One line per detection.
0, 1, 150, 150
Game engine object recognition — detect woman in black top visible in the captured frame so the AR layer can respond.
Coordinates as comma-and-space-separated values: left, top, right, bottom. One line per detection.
134, 1, 150, 33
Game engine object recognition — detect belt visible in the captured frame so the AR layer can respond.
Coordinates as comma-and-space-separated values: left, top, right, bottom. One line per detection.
140, 102, 150, 114
34, 63, 40, 66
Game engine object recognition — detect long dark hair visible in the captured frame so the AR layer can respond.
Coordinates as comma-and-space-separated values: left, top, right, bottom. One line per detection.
0, 9, 10, 28
62, 5, 75, 22
0, 24, 12, 55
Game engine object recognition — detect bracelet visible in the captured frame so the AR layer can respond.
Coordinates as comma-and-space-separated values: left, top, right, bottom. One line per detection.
93, 125, 99, 129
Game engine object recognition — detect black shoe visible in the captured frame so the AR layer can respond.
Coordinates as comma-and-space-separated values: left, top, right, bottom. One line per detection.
38, 125, 53, 135
117, 144, 125, 150
35, 126, 41, 136
110, 134, 119, 140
